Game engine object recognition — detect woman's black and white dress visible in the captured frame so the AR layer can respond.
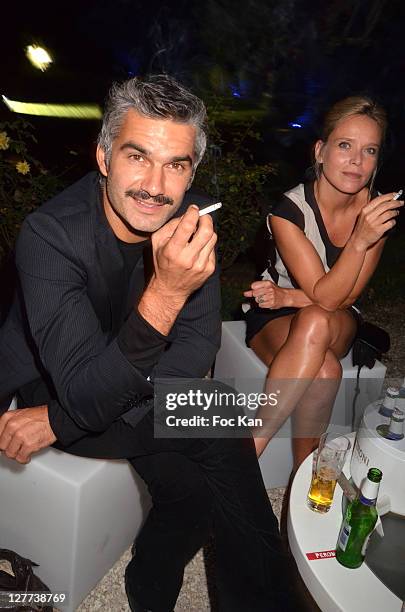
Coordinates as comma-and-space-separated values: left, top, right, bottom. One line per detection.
245, 182, 362, 346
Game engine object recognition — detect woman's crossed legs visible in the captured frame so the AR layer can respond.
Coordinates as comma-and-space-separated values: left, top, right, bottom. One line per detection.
250, 304, 357, 470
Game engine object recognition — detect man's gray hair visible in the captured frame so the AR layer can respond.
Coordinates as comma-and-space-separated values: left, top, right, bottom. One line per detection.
97, 74, 208, 170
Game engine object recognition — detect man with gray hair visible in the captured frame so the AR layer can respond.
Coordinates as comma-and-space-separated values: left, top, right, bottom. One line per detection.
0, 75, 295, 611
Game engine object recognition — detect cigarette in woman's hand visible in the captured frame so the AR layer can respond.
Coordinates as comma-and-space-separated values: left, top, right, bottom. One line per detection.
393, 189, 403, 201
199, 202, 222, 216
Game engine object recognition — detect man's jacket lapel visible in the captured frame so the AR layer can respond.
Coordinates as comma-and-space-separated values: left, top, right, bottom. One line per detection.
94, 190, 127, 335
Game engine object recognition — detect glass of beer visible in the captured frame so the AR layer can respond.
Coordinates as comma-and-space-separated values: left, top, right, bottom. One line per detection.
307, 433, 351, 513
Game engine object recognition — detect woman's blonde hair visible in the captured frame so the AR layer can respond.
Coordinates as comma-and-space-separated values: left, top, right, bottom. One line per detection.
314, 96, 387, 184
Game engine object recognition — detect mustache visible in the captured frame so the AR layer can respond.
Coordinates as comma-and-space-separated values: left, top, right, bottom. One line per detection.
125, 189, 174, 206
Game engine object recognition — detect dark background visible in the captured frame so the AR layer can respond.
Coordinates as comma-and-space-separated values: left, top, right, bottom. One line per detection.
1, 0, 404, 319
1, 0, 404, 189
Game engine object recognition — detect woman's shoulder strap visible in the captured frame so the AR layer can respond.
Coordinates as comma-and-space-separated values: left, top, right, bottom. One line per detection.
266, 183, 306, 234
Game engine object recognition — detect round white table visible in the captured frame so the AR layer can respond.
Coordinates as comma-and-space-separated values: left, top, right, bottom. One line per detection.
287, 433, 403, 612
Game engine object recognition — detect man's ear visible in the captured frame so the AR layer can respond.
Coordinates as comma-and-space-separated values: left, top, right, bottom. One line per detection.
96, 145, 108, 177
314, 139, 325, 163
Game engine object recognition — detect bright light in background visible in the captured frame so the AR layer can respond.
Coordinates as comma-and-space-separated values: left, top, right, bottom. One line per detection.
26, 44, 53, 71
288, 110, 312, 130
2, 95, 102, 120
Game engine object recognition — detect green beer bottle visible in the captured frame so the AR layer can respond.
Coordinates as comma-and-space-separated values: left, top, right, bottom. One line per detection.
336, 467, 382, 569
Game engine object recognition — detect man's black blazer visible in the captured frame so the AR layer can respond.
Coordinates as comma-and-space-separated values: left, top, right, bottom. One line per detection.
0, 173, 221, 445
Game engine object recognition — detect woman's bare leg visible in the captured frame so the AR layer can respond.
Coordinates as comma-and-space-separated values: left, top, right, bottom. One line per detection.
290, 351, 342, 471
250, 305, 357, 464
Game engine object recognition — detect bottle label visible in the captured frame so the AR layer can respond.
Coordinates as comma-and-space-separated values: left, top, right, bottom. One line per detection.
338, 522, 351, 552
379, 405, 394, 418
359, 494, 377, 506
382, 396, 396, 410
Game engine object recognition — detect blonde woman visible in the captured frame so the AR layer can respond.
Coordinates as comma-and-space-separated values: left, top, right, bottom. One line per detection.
244, 96, 401, 471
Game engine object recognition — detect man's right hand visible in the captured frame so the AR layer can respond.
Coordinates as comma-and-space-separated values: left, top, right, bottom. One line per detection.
138, 205, 217, 335
0, 405, 56, 464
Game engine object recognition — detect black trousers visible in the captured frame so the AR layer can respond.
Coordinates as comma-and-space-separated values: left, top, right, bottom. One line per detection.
56, 410, 295, 611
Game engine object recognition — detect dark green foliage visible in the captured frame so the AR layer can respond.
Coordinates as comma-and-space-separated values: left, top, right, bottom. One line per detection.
360, 231, 405, 304
0, 120, 67, 260
194, 98, 276, 268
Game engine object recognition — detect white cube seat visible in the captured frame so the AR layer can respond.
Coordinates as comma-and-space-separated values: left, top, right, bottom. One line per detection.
214, 321, 386, 488
1, 422, 151, 612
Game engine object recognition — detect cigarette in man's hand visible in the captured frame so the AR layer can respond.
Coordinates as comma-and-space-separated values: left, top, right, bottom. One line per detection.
199, 202, 222, 216
393, 189, 403, 201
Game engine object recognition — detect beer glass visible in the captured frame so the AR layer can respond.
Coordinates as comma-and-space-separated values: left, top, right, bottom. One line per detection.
307, 433, 351, 513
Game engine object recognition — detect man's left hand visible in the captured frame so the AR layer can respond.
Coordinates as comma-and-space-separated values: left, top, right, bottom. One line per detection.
0, 405, 56, 464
